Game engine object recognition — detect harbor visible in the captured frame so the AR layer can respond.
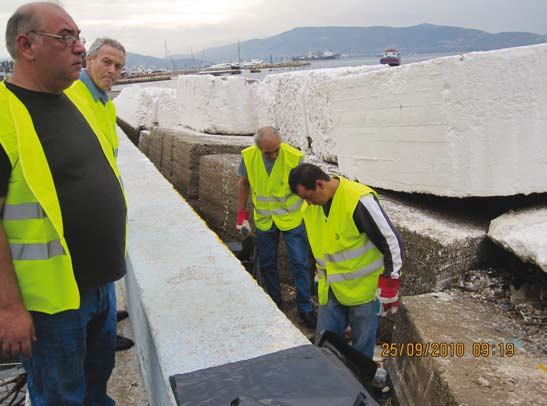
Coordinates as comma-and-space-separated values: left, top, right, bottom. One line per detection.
110, 43, 547, 405
0, 2, 546, 404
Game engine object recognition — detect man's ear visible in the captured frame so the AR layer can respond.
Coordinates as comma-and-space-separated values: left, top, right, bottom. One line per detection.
86, 53, 92, 66
316, 179, 326, 190
15, 34, 36, 61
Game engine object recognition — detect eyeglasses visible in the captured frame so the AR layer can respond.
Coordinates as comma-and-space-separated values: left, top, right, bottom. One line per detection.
29, 31, 86, 47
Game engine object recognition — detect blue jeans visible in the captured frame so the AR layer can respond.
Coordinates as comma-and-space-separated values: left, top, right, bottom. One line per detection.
256, 222, 312, 312
317, 289, 378, 359
22, 283, 117, 406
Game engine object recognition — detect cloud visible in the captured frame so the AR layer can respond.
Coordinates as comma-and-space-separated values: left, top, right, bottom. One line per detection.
0, 0, 546, 59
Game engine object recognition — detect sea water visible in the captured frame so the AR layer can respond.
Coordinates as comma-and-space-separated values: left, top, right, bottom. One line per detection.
113, 52, 454, 91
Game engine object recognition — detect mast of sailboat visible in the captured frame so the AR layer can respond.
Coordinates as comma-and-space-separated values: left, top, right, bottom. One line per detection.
237, 40, 240, 66
164, 40, 177, 70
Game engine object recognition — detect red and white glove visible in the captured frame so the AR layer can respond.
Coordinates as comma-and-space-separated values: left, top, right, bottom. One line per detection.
236, 209, 251, 236
375, 276, 401, 317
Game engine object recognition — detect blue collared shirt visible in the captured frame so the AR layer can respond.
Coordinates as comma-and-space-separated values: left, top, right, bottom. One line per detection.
80, 69, 109, 105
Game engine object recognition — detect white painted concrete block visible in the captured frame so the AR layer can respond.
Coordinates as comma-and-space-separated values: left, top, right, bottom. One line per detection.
488, 206, 547, 272
115, 85, 176, 129
153, 90, 179, 129
175, 75, 259, 135
116, 129, 308, 405
113, 85, 175, 128
333, 43, 547, 197
256, 65, 384, 162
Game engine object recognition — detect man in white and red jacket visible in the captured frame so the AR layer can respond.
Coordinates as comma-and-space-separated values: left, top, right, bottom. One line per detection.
289, 163, 403, 359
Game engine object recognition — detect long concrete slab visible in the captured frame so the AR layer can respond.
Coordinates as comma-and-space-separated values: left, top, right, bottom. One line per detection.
389, 292, 546, 406
136, 125, 495, 295
333, 44, 547, 197
117, 129, 310, 405
138, 127, 253, 199
378, 193, 491, 295
488, 205, 547, 272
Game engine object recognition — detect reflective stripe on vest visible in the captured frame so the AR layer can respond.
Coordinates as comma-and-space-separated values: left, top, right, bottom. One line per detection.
10, 240, 65, 260
316, 258, 327, 270
2, 202, 46, 220
255, 198, 303, 216
113, 148, 118, 157
256, 194, 292, 203
325, 240, 376, 264
326, 257, 384, 284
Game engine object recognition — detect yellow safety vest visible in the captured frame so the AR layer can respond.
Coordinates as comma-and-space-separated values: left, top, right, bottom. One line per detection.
303, 177, 384, 306
242, 143, 304, 231
0, 82, 126, 314
65, 80, 119, 157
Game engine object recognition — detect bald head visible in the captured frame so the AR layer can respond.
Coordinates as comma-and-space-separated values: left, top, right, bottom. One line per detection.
256, 126, 282, 161
6, 2, 84, 93
5, 2, 65, 59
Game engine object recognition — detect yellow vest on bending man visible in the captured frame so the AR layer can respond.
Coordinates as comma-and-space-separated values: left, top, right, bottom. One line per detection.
0, 82, 126, 314
242, 143, 304, 231
302, 177, 384, 306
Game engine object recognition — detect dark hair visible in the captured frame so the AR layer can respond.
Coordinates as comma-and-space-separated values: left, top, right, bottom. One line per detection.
289, 163, 330, 194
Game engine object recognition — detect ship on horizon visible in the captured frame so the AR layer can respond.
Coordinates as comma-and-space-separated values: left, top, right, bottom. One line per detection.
291, 50, 341, 61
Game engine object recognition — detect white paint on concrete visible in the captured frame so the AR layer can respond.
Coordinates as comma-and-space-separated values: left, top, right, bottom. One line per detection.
116, 129, 309, 405
114, 44, 547, 197
334, 43, 547, 196
153, 90, 179, 129
488, 206, 547, 271
115, 85, 175, 129
256, 65, 384, 162
175, 75, 259, 134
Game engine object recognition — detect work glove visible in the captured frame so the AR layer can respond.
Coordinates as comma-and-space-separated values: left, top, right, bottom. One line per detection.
236, 209, 251, 236
375, 276, 401, 317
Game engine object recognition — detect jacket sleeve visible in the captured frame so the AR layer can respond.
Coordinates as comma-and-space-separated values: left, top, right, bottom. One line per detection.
353, 194, 404, 278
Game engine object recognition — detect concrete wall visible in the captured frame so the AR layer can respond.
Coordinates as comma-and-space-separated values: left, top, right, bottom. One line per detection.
134, 125, 496, 295
117, 129, 309, 405
115, 44, 547, 197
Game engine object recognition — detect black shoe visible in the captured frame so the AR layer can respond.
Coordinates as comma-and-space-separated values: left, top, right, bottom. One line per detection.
115, 335, 134, 351
116, 310, 129, 322
298, 311, 317, 329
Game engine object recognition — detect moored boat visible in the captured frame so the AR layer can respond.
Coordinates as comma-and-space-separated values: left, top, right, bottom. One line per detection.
292, 50, 341, 61
379, 49, 401, 66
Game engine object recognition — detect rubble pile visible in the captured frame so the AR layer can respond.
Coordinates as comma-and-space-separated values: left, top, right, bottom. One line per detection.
451, 267, 546, 356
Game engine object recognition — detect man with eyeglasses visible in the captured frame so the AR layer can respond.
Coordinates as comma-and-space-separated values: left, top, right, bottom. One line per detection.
237, 126, 316, 328
0, 3, 127, 404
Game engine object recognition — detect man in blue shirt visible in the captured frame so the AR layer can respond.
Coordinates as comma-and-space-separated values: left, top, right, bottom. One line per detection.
68, 38, 134, 351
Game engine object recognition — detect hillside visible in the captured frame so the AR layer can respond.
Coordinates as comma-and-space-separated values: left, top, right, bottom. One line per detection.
126, 23, 546, 67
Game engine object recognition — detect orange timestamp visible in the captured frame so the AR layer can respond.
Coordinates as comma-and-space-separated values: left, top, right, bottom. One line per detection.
381, 341, 516, 358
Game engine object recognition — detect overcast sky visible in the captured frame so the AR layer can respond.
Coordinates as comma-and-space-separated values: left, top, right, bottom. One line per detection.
1, 0, 546, 58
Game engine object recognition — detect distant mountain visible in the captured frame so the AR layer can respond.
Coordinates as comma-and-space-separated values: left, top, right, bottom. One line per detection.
129, 23, 547, 67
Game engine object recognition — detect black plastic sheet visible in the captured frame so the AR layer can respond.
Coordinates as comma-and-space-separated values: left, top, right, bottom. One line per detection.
170, 344, 379, 406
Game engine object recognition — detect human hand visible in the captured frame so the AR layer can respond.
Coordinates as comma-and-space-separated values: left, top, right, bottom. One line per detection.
0, 306, 36, 358
375, 276, 401, 317
236, 209, 251, 236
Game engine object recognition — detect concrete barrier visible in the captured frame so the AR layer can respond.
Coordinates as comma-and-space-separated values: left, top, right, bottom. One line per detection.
117, 129, 310, 405
389, 293, 546, 405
